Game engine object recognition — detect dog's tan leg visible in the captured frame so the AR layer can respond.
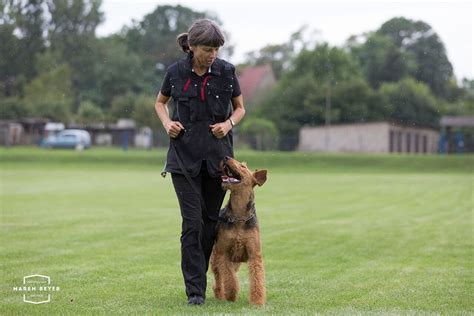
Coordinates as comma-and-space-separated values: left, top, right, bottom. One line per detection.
248, 253, 265, 305
222, 259, 240, 302
211, 249, 225, 300
247, 236, 266, 305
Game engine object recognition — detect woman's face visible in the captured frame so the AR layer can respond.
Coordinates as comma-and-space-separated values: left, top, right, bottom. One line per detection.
190, 45, 220, 68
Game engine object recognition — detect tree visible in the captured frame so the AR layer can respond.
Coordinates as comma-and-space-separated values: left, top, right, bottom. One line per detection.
239, 116, 278, 151
1, 0, 103, 102
121, 5, 226, 93
109, 92, 136, 121
257, 44, 364, 150
76, 100, 104, 124
347, 32, 415, 88
439, 79, 474, 116
376, 78, 440, 127
23, 63, 74, 121
46, 0, 104, 106
86, 36, 142, 108
12, 0, 46, 80
377, 17, 453, 98
0, 23, 23, 97
331, 78, 373, 123
0, 0, 45, 96
0, 97, 30, 119
243, 25, 319, 79
348, 17, 454, 99
132, 93, 161, 130
132, 93, 169, 147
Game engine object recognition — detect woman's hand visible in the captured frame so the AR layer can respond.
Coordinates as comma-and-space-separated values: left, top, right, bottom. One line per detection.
209, 120, 232, 139
165, 121, 185, 138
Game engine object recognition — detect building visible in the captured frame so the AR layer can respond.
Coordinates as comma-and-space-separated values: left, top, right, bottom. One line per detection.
440, 116, 474, 153
237, 64, 276, 107
298, 122, 439, 154
0, 117, 50, 146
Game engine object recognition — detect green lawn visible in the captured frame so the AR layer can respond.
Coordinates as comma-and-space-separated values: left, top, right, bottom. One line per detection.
1, 147, 472, 315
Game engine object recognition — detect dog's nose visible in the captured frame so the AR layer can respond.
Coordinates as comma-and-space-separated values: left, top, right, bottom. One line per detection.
224, 156, 231, 161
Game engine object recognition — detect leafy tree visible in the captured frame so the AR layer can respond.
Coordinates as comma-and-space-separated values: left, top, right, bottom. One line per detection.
348, 17, 454, 99
239, 116, 278, 151
132, 94, 160, 129
258, 44, 364, 149
12, 0, 46, 80
348, 32, 415, 88
46, 0, 103, 105
132, 93, 169, 147
439, 79, 474, 116
121, 5, 225, 93
0, 97, 30, 119
86, 36, 142, 108
243, 26, 319, 79
76, 100, 104, 124
109, 92, 136, 121
0, 1, 33, 97
23, 63, 74, 121
0, 23, 23, 96
376, 78, 440, 127
331, 78, 372, 123
377, 17, 453, 98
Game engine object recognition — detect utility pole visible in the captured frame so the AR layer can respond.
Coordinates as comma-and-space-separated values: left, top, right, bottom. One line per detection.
325, 81, 331, 151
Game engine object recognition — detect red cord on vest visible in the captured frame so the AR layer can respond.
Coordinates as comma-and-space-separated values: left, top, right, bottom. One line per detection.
201, 75, 211, 101
183, 78, 191, 92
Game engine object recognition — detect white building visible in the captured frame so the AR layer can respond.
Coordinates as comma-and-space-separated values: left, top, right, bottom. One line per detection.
298, 122, 439, 154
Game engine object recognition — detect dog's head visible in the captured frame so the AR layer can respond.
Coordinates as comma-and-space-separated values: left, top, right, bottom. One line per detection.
221, 156, 267, 191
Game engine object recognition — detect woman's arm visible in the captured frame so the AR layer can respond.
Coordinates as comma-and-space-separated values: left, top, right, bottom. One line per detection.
155, 92, 184, 138
229, 94, 245, 126
209, 94, 246, 139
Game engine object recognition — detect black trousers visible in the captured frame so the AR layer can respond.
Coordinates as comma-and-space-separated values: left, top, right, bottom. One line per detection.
171, 162, 226, 298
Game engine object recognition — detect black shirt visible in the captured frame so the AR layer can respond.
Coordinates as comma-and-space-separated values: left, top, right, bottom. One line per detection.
160, 54, 240, 177
160, 59, 241, 98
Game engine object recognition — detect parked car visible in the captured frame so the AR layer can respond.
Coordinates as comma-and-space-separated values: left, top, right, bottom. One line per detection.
42, 129, 91, 149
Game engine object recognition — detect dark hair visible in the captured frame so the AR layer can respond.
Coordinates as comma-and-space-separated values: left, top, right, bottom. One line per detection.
176, 19, 225, 53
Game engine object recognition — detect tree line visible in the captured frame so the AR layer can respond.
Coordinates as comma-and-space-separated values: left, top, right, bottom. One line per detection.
1, 1, 472, 149
241, 20, 473, 149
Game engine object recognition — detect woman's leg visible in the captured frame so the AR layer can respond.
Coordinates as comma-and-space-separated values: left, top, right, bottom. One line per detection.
200, 163, 227, 272
171, 172, 206, 299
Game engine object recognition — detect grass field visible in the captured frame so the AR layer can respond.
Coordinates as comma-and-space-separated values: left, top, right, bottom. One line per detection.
1, 147, 472, 315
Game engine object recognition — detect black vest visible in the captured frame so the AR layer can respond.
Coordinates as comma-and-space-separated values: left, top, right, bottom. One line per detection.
165, 55, 235, 177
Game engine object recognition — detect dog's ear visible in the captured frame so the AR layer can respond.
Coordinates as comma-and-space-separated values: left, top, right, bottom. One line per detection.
253, 169, 267, 186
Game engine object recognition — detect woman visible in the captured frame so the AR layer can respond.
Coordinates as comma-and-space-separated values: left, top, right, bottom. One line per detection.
154, 19, 245, 305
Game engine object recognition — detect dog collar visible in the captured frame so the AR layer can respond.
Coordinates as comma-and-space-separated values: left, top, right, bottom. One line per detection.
218, 212, 255, 223
218, 205, 256, 223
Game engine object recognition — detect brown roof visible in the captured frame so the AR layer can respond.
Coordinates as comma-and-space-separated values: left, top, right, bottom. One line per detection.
238, 64, 275, 103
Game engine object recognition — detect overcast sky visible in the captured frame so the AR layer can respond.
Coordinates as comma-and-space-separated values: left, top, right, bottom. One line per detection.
97, 0, 473, 80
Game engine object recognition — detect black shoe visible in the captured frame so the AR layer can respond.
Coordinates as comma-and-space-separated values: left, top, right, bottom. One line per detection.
188, 295, 204, 305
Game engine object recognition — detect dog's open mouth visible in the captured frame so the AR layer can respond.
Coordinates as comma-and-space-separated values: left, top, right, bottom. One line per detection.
221, 164, 241, 184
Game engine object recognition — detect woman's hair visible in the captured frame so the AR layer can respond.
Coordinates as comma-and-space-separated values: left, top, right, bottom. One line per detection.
176, 19, 225, 53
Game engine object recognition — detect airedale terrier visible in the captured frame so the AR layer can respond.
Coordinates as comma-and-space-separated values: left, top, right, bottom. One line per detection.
210, 156, 267, 305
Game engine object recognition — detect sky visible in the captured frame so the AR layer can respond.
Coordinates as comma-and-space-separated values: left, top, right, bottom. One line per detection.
97, 0, 474, 81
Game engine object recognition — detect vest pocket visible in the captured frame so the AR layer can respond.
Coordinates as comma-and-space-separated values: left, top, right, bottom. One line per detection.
171, 79, 198, 123
209, 83, 233, 121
